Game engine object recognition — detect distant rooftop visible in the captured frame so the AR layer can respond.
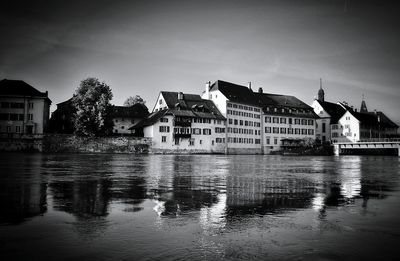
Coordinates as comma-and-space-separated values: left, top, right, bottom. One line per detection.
0, 79, 51, 102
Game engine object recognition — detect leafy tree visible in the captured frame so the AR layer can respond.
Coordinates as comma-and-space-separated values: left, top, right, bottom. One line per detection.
123, 95, 146, 106
72, 77, 114, 136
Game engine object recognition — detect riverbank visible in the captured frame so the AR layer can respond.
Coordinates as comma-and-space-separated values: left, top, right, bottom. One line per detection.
0, 134, 151, 153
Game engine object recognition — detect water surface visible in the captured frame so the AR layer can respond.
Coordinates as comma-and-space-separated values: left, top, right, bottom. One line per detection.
1, 153, 399, 260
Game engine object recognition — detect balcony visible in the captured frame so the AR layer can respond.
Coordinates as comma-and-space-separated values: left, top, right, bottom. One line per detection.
174, 133, 191, 139
173, 120, 191, 127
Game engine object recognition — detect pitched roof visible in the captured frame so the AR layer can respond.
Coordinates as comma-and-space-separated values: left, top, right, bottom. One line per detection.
129, 109, 168, 129
160, 91, 225, 119
317, 100, 346, 124
111, 103, 149, 118
348, 110, 399, 128
0, 79, 50, 102
209, 80, 318, 118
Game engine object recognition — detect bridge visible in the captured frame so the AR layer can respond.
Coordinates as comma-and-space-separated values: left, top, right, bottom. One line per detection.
333, 138, 400, 156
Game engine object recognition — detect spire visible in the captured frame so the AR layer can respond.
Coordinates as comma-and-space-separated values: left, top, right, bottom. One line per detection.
317, 78, 325, 102
360, 94, 368, 113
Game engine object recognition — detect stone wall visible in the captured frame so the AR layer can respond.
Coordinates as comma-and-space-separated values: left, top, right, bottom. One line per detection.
42, 134, 151, 153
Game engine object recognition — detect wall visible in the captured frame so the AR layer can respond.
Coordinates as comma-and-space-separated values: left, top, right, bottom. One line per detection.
42, 134, 151, 153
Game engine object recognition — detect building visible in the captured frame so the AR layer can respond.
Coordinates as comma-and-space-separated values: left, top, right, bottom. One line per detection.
336, 103, 398, 143
312, 84, 398, 143
50, 99, 149, 136
111, 103, 149, 135
131, 91, 226, 153
0, 79, 51, 135
311, 85, 346, 143
202, 80, 317, 154
48, 98, 75, 134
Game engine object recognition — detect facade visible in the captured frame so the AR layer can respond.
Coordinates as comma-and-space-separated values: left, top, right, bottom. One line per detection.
133, 91, 226, 153
0, 79, 51, 135
203, 80, 317, 154
312, 85, 398, 143
49, 98, 75, 134
111, 104, 149, 135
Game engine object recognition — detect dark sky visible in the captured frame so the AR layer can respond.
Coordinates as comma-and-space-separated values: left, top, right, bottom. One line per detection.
1, 0, 399, 123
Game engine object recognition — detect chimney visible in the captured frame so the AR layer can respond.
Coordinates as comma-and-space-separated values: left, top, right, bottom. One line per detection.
354, 108, 357, 112
258, 87, 263, 93
248, 82, 252, 91
178, 92, 184, 100
374, 109, 377, 114
205, 81, 211, 99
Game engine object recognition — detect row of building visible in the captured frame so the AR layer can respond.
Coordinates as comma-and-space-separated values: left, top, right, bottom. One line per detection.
0, 78, 398, 154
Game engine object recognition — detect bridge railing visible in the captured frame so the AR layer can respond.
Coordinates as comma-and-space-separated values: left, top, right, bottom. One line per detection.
333, 138, 400, 144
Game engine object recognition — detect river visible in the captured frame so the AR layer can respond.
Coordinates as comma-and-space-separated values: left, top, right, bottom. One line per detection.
0, 153, 399, 260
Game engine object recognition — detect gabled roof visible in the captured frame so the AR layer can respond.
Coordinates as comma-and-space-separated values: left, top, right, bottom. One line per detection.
111, 103, 149, 118
129, 109, 168, 129
0, 79, 50, 102
209, 80, 317, 118
347, 110, 399, 128
317, 100, 346, 124
160, 91, 225, 119
209, 80, 263, 107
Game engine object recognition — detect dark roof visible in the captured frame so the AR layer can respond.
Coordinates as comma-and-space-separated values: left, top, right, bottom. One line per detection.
111, 103, 149, 118
209, 80, 318, 118
0, 79, 51, 102
130, 92, 226, 130
160, 91, 225, 119
348, 110, 399, 128
129, 109, 167, 129
317, 101, 346, 124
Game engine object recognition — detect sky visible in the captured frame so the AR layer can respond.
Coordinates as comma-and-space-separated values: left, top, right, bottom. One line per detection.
1, 0, 399, 123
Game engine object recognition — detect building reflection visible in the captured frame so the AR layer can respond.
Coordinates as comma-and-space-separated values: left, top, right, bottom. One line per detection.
0, 153, 47, 224
226, 176, 317, 217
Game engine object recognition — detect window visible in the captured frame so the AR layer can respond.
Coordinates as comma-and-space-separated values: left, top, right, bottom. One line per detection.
274, 138, 278, 145
203, 129, 211, 135
289, 118, 293, 124
28, 114, 33, 120
215, 127, 225, 133
322, 123, 326, 133
265, 127, 271, 133
159, 126, 170, 132
11, 102, 24, 108
273, 127, 279, 134
308, 129, 314, 135
301, 119, 307, 125
162, 136, 167, 142
266, 138, 270, 145
189, 138, 195, 146
295, 128, 300, 134
1, 102, 10, 108
199, 140, 203, 145
308, 119, 314, 125
255, 139, 261, 144
280, 118, 286, 124
16, 126, 21, 133
121, 126, 125, 129
239, 120, 243, 126
280, 128, 286, 134
160, 118, 168, 123
192, 128, 201, 135
273, 117, 279, 123
265, 116, 271, 123
234, 119, 238, 125
175, 138, 180, 145
159, 99, 163, 105
302, 129, 307, 135
10, 114, 18, 121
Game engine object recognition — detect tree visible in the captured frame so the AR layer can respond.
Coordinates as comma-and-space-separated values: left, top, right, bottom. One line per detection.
123, 95, 146, 106
72, 77, 114, 137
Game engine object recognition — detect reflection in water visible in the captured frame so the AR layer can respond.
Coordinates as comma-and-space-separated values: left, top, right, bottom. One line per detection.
0, 154, 47, 224
1, 154, 400, 260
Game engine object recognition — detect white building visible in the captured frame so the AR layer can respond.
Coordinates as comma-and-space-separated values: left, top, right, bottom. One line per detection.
311, 86, 346, 144
203, 80, 317, 154
132, 91, 226, 153
312, 84, 398, 143
0, 79, 51, 136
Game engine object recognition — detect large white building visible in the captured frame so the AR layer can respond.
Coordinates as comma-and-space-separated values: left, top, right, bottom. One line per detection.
0, 79, 51, 136
202, 80, 317, 154
132, 91, 227, 153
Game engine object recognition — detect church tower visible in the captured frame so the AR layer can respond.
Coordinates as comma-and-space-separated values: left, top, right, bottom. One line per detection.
360, 95, 368, 113
317, 78, 325, 102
